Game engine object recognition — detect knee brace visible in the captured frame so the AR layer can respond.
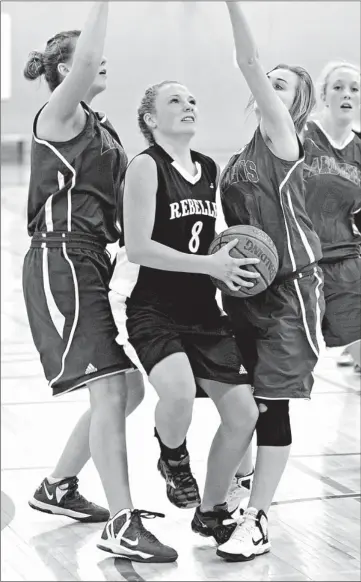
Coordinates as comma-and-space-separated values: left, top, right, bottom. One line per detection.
255, 399, 292, 446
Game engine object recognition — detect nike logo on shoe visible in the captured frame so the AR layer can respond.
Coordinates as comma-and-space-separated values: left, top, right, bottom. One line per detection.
252, 537, 264, 545
56, 487, 68, 504
43, 482, 54, 500
123, 536, 139, 546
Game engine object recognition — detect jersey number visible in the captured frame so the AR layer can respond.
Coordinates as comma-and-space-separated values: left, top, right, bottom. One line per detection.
189, 221, 203, 253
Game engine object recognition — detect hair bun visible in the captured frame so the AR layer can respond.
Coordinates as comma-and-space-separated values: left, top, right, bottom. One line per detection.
24, 50, 45, 80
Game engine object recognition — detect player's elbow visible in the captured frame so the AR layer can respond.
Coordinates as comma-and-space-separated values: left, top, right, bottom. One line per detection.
126, 247, 141, 264
125, 242, 146, 265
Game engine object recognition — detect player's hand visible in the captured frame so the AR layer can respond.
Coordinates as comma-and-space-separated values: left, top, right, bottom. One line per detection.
208, 238, 260, 291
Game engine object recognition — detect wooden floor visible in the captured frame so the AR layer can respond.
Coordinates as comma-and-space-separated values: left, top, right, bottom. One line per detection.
1, 163, 360, 581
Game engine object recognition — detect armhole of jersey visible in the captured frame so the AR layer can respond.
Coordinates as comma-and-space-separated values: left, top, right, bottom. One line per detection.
126, 150, 160, 196
33, 103, 48, 139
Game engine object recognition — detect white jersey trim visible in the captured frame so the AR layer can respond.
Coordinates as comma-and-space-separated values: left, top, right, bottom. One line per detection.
171, 160, 202, 185
32, 134, 76, 232
313, 120, 355, 150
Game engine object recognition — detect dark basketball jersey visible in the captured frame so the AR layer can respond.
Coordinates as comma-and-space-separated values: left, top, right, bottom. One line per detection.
27, 102, 127, 243
303, 120, 361, 262
220, 127, 322, 278
125, 144, 220, 324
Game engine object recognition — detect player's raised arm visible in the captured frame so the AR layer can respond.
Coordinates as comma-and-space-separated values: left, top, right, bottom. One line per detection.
226, 1, 299, 159
37, 2, 109, 126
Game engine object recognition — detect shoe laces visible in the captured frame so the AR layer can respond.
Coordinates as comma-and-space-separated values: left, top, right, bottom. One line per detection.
171, 461, 197, 488
231, 512, 257, 542
131, 510, 165, 545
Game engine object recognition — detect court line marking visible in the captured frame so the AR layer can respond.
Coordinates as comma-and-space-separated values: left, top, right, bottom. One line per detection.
272, 493, 360, 505
291, 458, 359, 496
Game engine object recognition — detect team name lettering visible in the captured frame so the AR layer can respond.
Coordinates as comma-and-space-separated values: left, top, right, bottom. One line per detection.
221, 158, 260, 191
306, 156, 361, 186
244, 239, 277, 279
170, 199, 217, 220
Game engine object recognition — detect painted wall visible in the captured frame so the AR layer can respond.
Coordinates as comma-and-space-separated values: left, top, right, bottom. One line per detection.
1, 1, 360, 157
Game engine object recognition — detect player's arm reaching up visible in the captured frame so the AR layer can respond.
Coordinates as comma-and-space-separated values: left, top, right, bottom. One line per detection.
123, 155, 259, 291
37, 2, 109, 140
226, 1, 300, 161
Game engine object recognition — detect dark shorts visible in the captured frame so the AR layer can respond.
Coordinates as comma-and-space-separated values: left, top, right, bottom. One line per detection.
321, 257, 361, 347
22, 233, 134, 397
125, 301, 250, 388
223, 265, 325, 400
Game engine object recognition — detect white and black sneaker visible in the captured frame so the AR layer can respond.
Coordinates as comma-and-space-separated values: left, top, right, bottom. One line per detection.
29, 476, 109, 522
216, 507, 271, 561
226, 470, 254, 514
97, 508, 178, 563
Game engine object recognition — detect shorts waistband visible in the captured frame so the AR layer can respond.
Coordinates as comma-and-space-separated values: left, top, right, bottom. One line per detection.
274, 262, 318, 285
31, 231, 106, 252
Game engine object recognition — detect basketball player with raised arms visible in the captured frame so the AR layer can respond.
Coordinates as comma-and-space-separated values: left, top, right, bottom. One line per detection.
110, 80, 261, 544
303, 61, 361, 369
214, 2, 325, 561
22, 1, 177, 562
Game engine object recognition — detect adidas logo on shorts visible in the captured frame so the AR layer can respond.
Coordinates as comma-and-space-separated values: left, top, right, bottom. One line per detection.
85, 363, 98, 375
239, 365, 247, 375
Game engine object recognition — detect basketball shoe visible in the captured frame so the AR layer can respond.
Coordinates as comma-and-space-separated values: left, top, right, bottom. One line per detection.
29, 476, 109, 522
157, 454, 201, 508
226, 469, 254, 514
216, 507, 271, 561
191, 502, 238, 544
97, 508, 178, 562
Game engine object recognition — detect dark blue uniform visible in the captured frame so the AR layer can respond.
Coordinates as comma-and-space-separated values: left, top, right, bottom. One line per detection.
23, 103, 134, 396
304, 121, 361, 347
113, 144, 250, 385
220, 127, 325, 399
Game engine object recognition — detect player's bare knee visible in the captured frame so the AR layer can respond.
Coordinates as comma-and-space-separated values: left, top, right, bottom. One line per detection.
163, 392, 195, 416
88, 374, 127, 411
221, 395, 258, 433
126, 371, 145, 408
155, 374, 196, 407
255, 399, 292, 447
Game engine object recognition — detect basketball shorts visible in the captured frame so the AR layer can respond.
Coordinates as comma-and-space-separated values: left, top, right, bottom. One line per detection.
123, 300, 250, 389
321, 257, 361, 347
22, 232, 134, 397
223, 265, 325, 400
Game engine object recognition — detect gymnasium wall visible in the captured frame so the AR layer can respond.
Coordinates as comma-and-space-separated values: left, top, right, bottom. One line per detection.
1, 1, 360, 157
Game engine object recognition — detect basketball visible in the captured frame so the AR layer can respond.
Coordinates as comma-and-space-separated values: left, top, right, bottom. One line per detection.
208, 225, 279, 298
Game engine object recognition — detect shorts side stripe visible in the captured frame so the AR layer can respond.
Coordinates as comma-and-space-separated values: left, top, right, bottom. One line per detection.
42, 247, 65, 338
286, 189, 316, 264
293, 276, 320, 359
313, 267, 325, 354
49, 243, 80, 387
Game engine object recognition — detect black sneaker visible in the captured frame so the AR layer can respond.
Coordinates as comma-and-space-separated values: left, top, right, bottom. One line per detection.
97, 508, 178, 563
191, 502, 237, 544
28, 477, 109, 523
157, 455, 201, 509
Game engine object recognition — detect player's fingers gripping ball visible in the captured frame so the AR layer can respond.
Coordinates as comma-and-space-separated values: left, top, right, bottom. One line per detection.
208, 225, 279, 298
